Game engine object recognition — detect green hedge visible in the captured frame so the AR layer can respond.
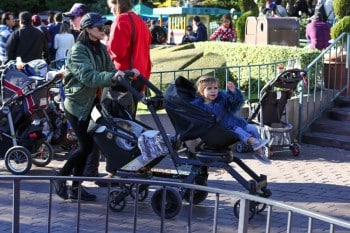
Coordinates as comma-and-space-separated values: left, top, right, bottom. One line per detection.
150, 42, 321, 92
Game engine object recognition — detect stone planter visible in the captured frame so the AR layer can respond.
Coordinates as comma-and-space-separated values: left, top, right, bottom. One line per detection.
323, 54, 349, 95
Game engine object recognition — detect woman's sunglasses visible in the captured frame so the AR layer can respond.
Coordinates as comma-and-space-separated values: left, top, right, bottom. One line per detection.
89, 25, 105, 32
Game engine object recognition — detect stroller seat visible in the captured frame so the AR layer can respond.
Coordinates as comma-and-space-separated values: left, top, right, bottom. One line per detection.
248, 69, 307, 157
163, 76, 271, 199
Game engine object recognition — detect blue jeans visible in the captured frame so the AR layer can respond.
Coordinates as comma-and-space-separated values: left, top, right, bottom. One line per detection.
234, 124, 261, 144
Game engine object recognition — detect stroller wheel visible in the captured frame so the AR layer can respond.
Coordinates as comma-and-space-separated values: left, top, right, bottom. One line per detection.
129, 184, 149, 201
233, 200, 257, 220
183, 180, 208, 205
290, 143, 301, 156
256, 202, 267, 213
151, 187, 182, 219
109, 190, 127, 212
32, 141, 54, 167
235, 141, 245, 153
4, 146, 32, 175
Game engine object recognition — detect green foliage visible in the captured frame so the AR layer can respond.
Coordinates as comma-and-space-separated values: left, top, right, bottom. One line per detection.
238, 0, 258, 12
299, 16, 309, 39
331, 16, 350, 39
333, 0, 350, 20
151, 42, 321, 93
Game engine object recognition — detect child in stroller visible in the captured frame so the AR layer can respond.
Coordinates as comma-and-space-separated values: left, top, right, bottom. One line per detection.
190, 75, 271, 164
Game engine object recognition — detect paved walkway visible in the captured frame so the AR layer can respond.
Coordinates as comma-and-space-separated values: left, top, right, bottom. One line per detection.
1, 115, 350, 232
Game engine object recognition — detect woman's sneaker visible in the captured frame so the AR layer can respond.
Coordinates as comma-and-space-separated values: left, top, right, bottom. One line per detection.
251, 138, 269, 151
69, 186, 96, 201
52, 173, 68, 200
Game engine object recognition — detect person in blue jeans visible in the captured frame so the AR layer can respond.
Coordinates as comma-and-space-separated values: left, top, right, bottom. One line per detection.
190, 75, 271, 164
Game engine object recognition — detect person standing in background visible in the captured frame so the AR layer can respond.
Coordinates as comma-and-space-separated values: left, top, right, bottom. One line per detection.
305, 9, 331, 50
0, 12, 15, 65
54, 21, 75, 60
63, 3, 88, 40
48, 12, 63, 62
107, 0, 152, 117
6, 11, 49, 63
31, 14, 52, 49
209, 14, 237, 42
192, 15, 208, 42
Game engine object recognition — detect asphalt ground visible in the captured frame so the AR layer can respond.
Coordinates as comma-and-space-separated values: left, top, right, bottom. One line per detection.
1, 114, 350, 232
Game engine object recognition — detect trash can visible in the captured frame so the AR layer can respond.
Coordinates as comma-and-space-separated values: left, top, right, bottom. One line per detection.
245, 16, 257, 44
256, 17, 300, 46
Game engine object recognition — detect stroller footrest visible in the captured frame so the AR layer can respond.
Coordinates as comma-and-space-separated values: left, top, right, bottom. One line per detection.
195, 150, 233, 164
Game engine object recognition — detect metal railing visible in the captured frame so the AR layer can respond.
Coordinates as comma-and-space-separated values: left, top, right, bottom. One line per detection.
297, 32, 350, 141
151, 60, 296, 100
1, 175, 350, 233
150, 33, 350, 142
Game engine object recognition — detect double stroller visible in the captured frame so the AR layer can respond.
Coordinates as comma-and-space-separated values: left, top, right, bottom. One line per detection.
235, 68, 307, 158
88, 74, 271, 219
0, 61, 57, 174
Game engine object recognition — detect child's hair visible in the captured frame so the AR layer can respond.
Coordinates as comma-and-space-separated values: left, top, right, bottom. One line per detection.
195, 75, 219, 96
221, 14, 233, 29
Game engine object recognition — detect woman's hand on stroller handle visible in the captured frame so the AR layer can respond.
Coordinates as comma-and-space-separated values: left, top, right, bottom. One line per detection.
113, 68, 140, 83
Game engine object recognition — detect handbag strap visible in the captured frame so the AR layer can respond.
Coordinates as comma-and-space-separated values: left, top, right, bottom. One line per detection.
127, 12, 135, 69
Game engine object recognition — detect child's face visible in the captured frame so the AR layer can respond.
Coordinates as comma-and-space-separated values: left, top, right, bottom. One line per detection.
203, 82, 219, 102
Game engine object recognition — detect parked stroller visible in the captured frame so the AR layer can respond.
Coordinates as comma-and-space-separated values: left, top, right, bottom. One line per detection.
0, 62, 58, 174
88, 74, 271, 220
236, 68, 307, 158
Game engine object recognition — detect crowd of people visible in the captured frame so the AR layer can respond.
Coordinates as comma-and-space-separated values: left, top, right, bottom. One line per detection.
0, 0, 336, 201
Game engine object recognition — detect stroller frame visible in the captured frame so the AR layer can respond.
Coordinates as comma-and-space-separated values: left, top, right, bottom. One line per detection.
0, 64, 58, 174
89, 74, 271, 219
248, 68, 307, 158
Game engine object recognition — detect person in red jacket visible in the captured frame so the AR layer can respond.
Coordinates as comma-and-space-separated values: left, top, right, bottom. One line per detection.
107, 0, 152, 117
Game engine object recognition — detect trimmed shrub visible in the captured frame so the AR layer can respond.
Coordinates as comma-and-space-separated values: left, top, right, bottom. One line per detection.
330, 16, 350, 39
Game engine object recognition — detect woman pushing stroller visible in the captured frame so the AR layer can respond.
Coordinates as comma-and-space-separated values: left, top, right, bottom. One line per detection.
190, 75, 271, 164
52, 12, 139, 201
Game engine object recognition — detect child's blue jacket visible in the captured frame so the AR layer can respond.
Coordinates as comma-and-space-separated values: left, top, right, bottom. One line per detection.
190, 88, 247, 130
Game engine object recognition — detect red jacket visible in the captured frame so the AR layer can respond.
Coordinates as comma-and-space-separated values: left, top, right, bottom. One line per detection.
108, 12, 152, 79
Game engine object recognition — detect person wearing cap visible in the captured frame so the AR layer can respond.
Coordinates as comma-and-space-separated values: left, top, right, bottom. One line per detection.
305, 9, 331, 50
192, 15, 208, 42
107, 0, 152, 117
52, 12, 139, 201
6, 11, 49, 63
63, 3, 88, 39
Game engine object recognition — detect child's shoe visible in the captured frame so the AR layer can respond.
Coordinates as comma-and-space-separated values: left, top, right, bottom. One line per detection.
251, 138, 269, 151
252, 150, 272, 165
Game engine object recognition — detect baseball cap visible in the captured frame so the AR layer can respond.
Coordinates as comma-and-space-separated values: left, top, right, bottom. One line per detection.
63, 3, 88, 18
80, 13, 110, 30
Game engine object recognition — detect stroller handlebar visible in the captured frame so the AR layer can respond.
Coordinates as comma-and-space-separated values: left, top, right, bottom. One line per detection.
115, 71, 163, 104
